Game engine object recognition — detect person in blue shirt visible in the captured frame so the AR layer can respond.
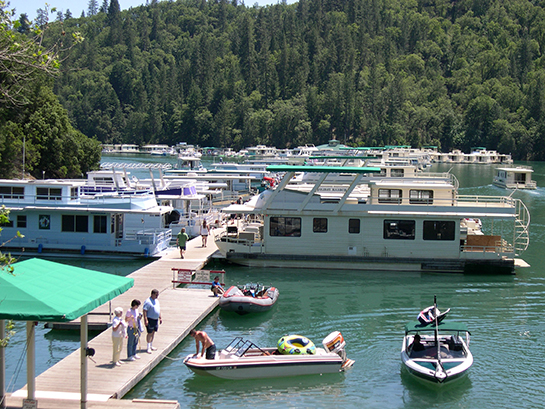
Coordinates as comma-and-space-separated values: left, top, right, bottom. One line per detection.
211, 276, 224, 297
143, 289, 162, 354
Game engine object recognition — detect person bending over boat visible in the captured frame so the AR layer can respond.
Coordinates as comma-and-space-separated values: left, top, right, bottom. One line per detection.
190, 329, 216, 359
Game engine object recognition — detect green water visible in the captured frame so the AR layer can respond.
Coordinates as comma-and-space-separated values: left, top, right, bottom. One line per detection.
4, 161, 545, 408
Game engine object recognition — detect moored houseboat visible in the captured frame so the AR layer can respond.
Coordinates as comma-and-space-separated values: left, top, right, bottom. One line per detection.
214, 165, 530, 274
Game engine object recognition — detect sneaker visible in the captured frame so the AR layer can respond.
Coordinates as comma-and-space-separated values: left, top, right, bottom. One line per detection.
151, 346, 157, 351
115, 362, 121, 366
128, 356, 136, 361
147, 349, 152, 354
134, 354, 141, 359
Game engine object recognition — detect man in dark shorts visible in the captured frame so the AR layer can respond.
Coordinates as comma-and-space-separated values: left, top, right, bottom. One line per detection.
143, 289, 162, 354
189, 329, 216, 359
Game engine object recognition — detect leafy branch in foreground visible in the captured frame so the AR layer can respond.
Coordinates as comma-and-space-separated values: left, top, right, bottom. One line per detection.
0, 1, 83, 107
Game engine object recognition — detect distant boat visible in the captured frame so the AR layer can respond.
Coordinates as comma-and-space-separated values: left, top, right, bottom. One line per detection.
401, 298, 473, 384
218, 283, 279, 314
493, 166, 537, 190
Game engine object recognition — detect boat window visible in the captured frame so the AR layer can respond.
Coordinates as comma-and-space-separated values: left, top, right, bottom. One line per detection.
313, 218, 328, 233
36, 187, 62, 201
378, 189, 402, 204
70, 187, 79, 199
409, 190, 434, 204
349, 219, 360, 234
0, 219, 13, 227
391, 169, 404, 177
93, 215, 108, 233
269, 217, 301, 237
62, 215, 89, 232
0, 186, 24, 199
383, 220, 415, 240
17, 215, 27, 228
423, 221, 455, 241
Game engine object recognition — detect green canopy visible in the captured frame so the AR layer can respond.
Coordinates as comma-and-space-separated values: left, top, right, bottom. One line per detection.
0, 258, 134, 321
404, 320, 470, 334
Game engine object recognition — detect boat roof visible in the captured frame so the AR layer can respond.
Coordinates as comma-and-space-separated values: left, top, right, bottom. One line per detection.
266, 165, 383, 173
496, 167, 533, 173
404, 320, 470, 333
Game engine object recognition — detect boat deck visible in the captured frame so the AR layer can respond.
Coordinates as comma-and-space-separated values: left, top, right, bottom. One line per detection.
6, 230, 225, 408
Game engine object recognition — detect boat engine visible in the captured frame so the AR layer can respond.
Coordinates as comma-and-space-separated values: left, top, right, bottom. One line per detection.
322, 331, 352, 367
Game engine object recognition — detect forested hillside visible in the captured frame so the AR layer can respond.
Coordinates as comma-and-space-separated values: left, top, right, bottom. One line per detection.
41, 0, 545, 159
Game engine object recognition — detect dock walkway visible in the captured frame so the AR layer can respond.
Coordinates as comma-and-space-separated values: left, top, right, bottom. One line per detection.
7, 233, 224, 409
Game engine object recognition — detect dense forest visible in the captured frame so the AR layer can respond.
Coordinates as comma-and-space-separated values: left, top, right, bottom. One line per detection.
25, 0, 545, 159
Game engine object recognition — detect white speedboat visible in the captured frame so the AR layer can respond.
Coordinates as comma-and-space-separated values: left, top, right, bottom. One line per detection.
184, 331, 354, 380
401, 300, 473, 384
219, 283, 279, 314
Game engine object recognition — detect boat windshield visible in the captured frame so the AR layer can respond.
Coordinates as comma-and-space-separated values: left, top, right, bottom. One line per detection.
224, 337, 266, 357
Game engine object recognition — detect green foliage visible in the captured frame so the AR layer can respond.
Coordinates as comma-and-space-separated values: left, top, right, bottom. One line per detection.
31, 0, 545, 158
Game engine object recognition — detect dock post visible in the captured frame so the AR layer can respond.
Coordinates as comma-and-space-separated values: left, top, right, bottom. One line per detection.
26, 321, 36, 401
80, 314, 88, 409
0, 320, 5, 409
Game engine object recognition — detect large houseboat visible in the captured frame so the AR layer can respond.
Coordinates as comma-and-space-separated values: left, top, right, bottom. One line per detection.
214, 165, 530, 274
493, 166, 537, 190
0, 178, 173, 258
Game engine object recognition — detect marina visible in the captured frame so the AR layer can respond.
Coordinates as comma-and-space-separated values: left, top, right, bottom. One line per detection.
3, 159, 545, 408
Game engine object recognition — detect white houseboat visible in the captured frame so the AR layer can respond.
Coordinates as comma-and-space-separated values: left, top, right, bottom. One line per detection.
493, 166, 537, 190
0, 178, 173, 258
214, 165, 530, 274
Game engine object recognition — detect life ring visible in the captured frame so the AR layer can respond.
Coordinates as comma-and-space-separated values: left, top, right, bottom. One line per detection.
277, 335, 316, 355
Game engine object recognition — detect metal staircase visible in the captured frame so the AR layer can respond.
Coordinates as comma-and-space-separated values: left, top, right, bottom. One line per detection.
514, 199, 530, 254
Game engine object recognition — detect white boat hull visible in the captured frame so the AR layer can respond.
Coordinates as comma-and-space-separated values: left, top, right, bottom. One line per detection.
184, 348, 344, 380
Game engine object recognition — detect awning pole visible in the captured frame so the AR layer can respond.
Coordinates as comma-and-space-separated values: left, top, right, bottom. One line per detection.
1, 320, 6, 409
80, 314, 88, 409
26, 321, 35, 401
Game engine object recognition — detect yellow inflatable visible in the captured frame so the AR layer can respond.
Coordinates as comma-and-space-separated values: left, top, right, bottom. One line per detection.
277, 335, 316, 355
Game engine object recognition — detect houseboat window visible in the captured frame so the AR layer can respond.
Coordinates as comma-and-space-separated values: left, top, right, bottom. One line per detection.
378, 189, 402, 204
383, 220, 415, 240
349, 219, 360, 234
313, 218, 328, 233
17, 215, 27, 228
423, 221, 455, 241
269, 217, 301, 237
409, 190, 434, 204
391, 169, 404, 177
93, 215, 108, 233
37, 187, 62, 201
0, 219, 13, 227
0, 186, 24, 199
62, 215, 89, 232
70, 187, 79, 199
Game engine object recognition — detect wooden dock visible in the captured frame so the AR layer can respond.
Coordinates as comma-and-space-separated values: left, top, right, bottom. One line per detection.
7, 233, 224, 408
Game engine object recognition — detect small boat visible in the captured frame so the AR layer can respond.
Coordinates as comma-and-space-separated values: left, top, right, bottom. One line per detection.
493, 166, 537, 190
218, 283, 279, 314
417, 305, 451, 325
184, 331, 354, 379
401, 298, 473, 384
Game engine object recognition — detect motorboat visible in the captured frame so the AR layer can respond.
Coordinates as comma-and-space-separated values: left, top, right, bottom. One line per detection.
401, 298, 473, 384
184, 331, 354, 380
219, 283, 279, 314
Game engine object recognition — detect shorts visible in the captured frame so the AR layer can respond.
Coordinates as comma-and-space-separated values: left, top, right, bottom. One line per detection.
179, 245, 186, 250
205, 344, 216, 360
146, 318, 158, 334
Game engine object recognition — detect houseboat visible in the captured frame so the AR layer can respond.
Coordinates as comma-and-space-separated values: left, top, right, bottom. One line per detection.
493, 166, 537, 190
214, 165, 530, 274
0, 178, 173, 258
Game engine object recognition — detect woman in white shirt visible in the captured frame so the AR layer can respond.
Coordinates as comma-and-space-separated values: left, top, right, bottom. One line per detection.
112, 307, 127, 366
200, 220, 210, 247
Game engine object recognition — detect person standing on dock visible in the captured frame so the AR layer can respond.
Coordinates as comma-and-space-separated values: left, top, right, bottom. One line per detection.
143, 289, 162, 354
126, 299, 142, 361
176, 227, 190, 258
189, 329, 216, 359
200, 220, 210, 247
112, 307, 127, 366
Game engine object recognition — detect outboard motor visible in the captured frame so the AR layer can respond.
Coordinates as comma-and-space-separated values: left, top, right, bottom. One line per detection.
322, 331, 348, 363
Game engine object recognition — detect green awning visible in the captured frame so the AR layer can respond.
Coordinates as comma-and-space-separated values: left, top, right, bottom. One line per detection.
404, 320, 470, 334
0, 258, 134, 322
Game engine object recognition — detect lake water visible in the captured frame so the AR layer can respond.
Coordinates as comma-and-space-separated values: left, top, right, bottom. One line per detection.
4, 160, 545, 408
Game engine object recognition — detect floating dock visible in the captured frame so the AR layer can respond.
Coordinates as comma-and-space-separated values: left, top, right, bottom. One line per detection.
6, 233, 224, 408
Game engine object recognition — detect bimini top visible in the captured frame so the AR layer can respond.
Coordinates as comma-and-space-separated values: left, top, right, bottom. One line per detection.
404, 320, 470, 334
266, 165, 383, 174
